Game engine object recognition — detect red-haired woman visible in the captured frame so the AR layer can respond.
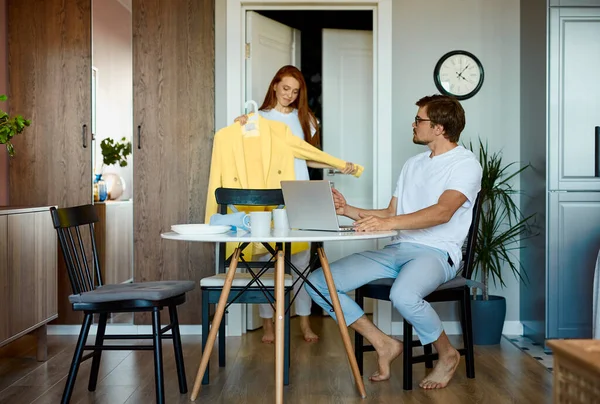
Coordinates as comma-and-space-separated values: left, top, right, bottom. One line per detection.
236, 65, 358, 344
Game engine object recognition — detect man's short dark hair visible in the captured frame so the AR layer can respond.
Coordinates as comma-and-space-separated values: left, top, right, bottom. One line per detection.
416, 95, 466, 143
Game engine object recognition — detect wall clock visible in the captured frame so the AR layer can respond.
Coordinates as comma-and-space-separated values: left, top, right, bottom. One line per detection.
433, 50, 484, 100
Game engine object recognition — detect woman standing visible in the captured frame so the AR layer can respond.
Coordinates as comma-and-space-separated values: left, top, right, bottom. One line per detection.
236, 65, 357, 344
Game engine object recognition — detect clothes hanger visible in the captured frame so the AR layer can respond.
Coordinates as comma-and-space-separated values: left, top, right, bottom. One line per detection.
243, 100, 259, 132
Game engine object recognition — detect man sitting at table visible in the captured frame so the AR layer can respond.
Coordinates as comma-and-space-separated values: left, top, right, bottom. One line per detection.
306, 94, 482, 389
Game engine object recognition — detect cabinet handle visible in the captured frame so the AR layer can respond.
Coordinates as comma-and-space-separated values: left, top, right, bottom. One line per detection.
82, 124, 88, 148
137, 125, 141, 150
594, 126, 600, 177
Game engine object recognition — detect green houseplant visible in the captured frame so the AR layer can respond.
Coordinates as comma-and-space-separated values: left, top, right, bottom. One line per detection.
99, 137, 132, 170
0, 94, 31, 156
468, 139, 537, 344
94, 137, 132, 202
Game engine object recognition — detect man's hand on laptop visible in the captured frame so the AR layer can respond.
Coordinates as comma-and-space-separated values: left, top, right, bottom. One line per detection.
332, 188, 348, 215
353, 213, 394, 232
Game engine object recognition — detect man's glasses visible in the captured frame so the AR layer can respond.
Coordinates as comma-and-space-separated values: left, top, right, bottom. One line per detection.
414, 116, 432, 126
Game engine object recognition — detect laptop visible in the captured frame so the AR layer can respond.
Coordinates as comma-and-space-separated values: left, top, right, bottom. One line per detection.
280, 180, 354, 232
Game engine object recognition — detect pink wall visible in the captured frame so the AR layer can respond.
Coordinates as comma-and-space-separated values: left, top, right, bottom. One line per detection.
0, 0, 8, 206
93, 0, 133, 200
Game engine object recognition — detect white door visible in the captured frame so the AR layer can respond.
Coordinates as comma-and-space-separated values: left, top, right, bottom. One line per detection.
245, 11, 300, 330
245, 11, 300, 110
322, 29, 374, 314
322, 29, 374, 261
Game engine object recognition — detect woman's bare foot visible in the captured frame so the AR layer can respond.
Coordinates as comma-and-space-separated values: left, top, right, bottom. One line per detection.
299, 316, 319, 342
262, 318, 274, 344
419, 348, 460, 389
369, 336, 403, 382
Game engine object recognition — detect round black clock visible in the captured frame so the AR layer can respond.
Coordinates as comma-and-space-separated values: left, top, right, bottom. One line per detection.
433, 50, 484, 100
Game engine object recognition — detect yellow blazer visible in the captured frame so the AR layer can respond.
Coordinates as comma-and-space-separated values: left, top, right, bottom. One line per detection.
205, 115, 364, 256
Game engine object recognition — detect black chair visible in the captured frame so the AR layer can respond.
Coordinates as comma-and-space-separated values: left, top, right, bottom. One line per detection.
200, 188, 294, 385
50, 205, 195, 404
354, 195, 482, 390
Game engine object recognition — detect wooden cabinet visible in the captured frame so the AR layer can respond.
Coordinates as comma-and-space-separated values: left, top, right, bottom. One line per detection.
132, 0, 215, 325
7, 0, 216, 325
0, 207, 57, 360
8, 0, 92, 324
94, 200, 133, 285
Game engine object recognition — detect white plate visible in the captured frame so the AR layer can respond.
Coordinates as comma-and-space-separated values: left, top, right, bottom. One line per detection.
171, 224, 231, 235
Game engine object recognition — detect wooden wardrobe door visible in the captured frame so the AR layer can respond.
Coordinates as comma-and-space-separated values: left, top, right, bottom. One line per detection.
133, 0, 215, 324
8, 0, 92, 324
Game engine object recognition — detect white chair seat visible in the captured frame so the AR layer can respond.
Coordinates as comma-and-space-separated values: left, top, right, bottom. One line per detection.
200, 273, 293, 287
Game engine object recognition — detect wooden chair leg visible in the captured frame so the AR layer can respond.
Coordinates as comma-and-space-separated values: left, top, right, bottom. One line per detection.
169, 305, 188, 393
403, 320, 413, 391
424, 343, 434, 369
201, 291, 210, 385
61, 313, 93, 404
354, 287, 364, 375
462, 288, 475, 378
88, 312, 108, 391
152, 307, 165, 404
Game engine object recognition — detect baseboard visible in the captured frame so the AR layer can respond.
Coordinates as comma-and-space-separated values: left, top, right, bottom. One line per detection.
390, 321, 523, 336
48, 324, 209, 336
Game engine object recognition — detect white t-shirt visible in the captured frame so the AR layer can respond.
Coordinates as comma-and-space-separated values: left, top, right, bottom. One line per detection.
391, 145, 482, 268
259, 109, 316, 181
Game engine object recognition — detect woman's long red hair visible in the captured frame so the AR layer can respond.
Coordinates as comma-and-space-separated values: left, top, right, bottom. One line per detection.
259, 65, 321, 148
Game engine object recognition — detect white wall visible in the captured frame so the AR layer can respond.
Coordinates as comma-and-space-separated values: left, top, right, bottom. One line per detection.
92, 0, 133, 200
215, 0, 523, 326
391, 0, 521, 323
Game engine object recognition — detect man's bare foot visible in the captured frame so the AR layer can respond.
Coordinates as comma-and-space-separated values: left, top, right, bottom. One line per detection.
299, 316, 319, 342
262, 319, 274, 344
419, 348, 460, 389
369, 337, 402, 382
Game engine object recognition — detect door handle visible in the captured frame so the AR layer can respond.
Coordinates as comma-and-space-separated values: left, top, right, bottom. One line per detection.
82, 124, 88, 148
595, 126, 600, 177
326, 168, 343, 176
137, 125, 141, 150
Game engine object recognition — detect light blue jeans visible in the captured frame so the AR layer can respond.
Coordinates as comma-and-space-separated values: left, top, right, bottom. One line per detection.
306, 242, 456, 345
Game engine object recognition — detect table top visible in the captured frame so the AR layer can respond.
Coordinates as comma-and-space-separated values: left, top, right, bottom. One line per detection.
161, 228, 397, 242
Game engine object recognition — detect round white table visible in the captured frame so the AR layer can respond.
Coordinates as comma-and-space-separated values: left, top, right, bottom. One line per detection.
162, 228, 397, 403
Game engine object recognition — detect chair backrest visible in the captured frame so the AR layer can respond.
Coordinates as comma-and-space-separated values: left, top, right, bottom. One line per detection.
50, 205, 102, 295
214, 188, 287, 274
461, 193, 483, 281
215, 188, 284, 214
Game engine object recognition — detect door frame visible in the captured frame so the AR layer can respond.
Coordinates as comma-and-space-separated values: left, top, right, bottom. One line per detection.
221, 0, 393, 336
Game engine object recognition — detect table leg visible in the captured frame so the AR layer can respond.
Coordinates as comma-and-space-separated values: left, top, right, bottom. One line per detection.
190, 248, 241, 401
317, 247, 367, 399
274, 250, 285, 404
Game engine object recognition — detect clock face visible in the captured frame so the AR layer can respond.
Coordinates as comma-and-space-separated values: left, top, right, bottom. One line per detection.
434, 51, 484, 100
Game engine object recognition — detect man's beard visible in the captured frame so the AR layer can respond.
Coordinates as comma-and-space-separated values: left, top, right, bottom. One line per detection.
412, 133, 429, 145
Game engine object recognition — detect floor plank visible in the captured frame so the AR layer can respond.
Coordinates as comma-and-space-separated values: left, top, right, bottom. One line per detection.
0, 316, 553, 403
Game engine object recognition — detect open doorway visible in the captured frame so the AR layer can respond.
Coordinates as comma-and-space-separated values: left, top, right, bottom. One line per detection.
91, 0, 134, 325
221, 0, 393, 337
244, 9, 376, 331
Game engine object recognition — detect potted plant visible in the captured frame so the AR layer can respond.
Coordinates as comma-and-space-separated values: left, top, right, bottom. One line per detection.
94, 137, 132, 201
0, 94, 31, 156
468, 139, 537, 345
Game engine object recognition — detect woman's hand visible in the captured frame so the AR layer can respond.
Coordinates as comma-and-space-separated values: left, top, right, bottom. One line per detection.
341, 162, 357, 175
332, 188, 348, 215
234, 114, 249, 125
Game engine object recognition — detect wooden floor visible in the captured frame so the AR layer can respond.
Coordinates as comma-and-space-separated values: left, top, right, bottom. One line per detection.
0, 316, 553, 404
